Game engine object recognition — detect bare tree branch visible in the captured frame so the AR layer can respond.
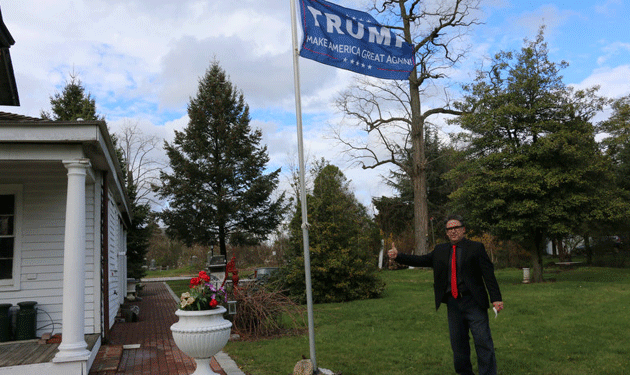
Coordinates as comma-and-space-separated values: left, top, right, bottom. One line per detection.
332, 0, 482, 254
117, 120, 166, 206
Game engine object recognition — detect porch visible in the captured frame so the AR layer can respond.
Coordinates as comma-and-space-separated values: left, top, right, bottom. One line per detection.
0, 334, 100, 374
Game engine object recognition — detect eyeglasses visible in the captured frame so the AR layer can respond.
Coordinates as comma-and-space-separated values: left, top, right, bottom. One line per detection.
446, 225, 464, 231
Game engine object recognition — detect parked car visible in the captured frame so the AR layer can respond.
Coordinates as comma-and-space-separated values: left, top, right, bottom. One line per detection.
253, 267, 279, 284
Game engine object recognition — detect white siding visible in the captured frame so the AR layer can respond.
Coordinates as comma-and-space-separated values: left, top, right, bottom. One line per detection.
0, 161, 98, 337
107, 191, 121, 329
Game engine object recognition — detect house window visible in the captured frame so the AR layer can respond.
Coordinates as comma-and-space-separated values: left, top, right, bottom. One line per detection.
0, 194, 15, 280
0, 185, 21, 289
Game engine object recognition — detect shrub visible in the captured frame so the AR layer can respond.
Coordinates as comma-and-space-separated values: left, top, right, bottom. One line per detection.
282, 163, 385, 304
231, 281, 305, 340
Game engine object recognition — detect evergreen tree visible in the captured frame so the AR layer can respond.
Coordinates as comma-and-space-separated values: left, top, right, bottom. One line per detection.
41, 73, 104, 121
600, 94, 630, 192
126, 181, 151, 279
448, 28, 624, 281
283, 161, 384, 304
156, 61, 285, 256
598, 94, 630, 250
41, 72, 150, 279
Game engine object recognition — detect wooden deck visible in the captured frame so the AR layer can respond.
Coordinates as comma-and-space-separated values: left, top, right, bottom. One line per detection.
0, 334, 100, 368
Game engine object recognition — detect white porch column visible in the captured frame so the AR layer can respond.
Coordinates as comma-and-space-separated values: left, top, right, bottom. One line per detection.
54, 159, 92, 362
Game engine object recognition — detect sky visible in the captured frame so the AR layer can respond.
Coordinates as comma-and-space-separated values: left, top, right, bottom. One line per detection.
2, 0, 629, 213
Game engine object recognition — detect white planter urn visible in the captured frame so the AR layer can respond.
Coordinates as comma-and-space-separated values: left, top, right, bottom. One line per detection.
171, 306, 233, 375
126, 278, 137, 301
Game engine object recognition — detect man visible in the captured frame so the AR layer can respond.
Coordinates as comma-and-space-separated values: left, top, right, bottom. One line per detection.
388, 215, 504, 375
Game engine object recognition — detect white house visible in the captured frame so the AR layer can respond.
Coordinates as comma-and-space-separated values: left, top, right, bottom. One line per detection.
0, 113, 131, 374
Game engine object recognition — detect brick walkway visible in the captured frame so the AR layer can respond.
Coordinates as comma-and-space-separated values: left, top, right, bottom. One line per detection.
89, 282, 227, 375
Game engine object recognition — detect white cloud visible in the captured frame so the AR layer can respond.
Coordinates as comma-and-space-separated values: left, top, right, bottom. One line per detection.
574, 65, 630, 99
594, 0, 623, 16
513, 5, 579, 40
596, 41, 630, 66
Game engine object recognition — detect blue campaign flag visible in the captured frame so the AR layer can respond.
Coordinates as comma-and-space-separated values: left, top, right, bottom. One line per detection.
298, 0, 415, 80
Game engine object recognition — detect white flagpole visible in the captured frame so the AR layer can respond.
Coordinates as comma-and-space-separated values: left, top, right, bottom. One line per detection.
290, 0, 317, 370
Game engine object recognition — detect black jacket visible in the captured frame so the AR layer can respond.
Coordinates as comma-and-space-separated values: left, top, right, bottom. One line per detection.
395, 238, 502, 310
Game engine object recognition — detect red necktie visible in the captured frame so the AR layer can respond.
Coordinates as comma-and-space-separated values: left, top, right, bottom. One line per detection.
451, 245, 458, 298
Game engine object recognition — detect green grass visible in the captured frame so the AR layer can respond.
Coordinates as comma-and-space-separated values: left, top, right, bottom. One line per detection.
222, 267, 630, 375
144, 265, 197, 279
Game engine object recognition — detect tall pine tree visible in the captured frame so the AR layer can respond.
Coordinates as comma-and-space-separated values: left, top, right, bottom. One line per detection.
156, 61, 285, 256
41, 73, 150, 279
283, 161, 384, 304
41, 73, 104, 121
125, 181, 151, 279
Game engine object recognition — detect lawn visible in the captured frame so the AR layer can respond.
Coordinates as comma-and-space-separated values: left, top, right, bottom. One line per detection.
144, 265, 197, 279
220, 266, 630, 375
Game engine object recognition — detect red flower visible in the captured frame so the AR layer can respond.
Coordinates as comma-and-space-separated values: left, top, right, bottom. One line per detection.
189, 277, 201, 288
199, 271, 210, 282
209, 299, 218, 308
